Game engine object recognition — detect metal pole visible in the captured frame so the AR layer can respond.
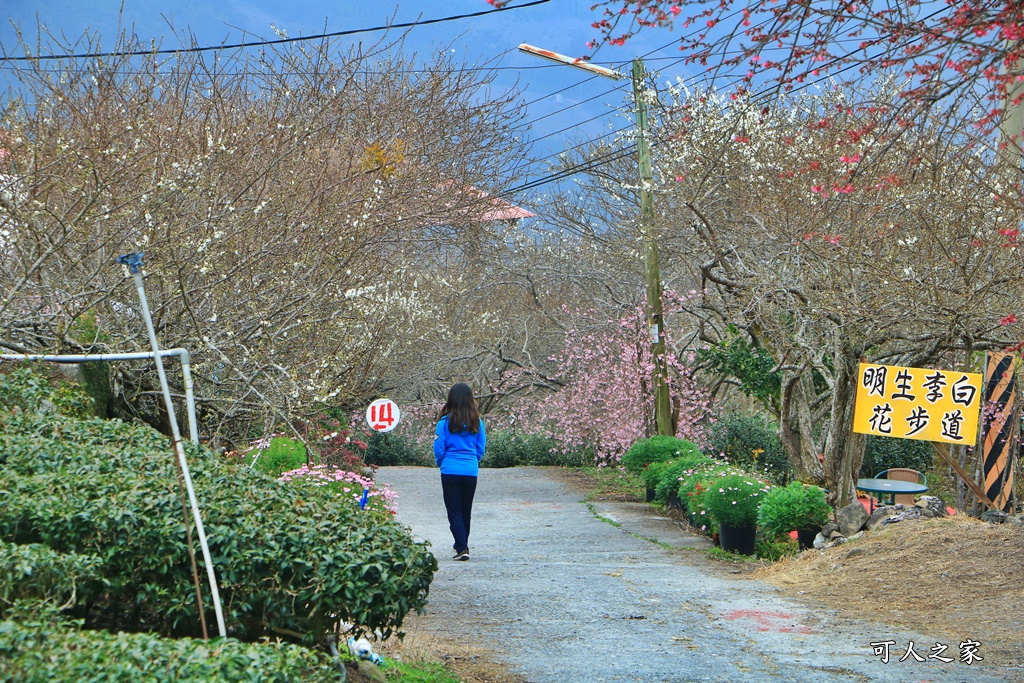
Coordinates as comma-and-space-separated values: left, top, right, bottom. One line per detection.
179, 350, 200, 445
632, 58, 673, 437
116, 253, 227, 637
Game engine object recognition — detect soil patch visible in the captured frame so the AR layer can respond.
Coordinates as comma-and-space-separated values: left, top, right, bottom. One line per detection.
754, 516, 1024, 667
381, 621, 527, 683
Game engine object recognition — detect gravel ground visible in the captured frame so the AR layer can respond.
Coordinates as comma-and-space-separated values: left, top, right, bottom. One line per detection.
378, 466, 1009, 683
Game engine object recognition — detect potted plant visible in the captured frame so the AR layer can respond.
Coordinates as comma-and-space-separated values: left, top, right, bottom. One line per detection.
757, 481, 831, 549
701, 472, 772, 555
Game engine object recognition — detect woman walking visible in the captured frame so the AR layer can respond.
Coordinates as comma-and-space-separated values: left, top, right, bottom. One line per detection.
434, 383, 486, 561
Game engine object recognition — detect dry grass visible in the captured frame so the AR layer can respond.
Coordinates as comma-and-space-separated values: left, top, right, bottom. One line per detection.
755, 516, 1024, 666
382, 621, 528, 683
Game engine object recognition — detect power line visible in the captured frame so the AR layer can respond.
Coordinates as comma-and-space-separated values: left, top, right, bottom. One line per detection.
507, 4, 956, 197
0, 0, 552, 62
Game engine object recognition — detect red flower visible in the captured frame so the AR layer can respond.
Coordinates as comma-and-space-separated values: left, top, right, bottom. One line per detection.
999, 314, 1018, 326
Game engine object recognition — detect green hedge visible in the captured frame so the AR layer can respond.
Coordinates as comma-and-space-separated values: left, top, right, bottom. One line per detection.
481, 430, 589, 468
0, 542, 102, 616
363, 431, 432, 467
621, 436, 702, 474
0, 367, 436, 643
0, 612, 344, 683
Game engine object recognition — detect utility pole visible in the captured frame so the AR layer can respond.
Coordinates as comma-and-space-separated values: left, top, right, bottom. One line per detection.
631, 58, 673, 437
517, 45, 673, 436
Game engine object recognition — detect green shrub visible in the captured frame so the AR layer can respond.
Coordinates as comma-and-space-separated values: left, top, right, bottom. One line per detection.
363, 431, 431, 467
649, 453, 717, 502
246, 436, 308, 476
755, 534, 798, 561
481, 430, 588, 468
698, 472, 772, 528
0, 542, 102, 616
643, 460, 676, 491
0, 369, 437, 644
621, 436, 702, 474
0, 365, 94, 420
756, 482, 831, 538
707, 413, 791, 484
0, 612, 344, 682
861, 435, 934, 477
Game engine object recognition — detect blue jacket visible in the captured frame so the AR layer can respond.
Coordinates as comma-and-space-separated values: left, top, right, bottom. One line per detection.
434, 416, 486, 476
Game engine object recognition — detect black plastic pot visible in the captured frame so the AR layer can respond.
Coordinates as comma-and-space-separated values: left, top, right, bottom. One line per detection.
718, 521, 757, 555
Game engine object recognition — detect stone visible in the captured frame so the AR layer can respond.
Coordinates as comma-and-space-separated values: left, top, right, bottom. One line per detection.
357, 661, 387, 683
847, 531, 864, 541
864, 505, 899, 531
836, 502, 869, 536
1008, 515, 1024, 527
915, 496, 948, 517
845, 547, 867, 559
820, 521, 839, 537
813, 532, 827, 549
980, 510, 1009, 524
882, 507, 923, 525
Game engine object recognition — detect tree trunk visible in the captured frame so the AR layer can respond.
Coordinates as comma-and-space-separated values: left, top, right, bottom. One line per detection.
822, 346, 865, 507
778, 368, 826, 485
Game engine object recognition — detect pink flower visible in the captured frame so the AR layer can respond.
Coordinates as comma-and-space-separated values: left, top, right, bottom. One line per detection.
1000, 314, 1018, 326
670, 5, 681, 16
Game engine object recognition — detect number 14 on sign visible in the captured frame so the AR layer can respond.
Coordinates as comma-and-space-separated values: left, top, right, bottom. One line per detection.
366, 398, 400, 432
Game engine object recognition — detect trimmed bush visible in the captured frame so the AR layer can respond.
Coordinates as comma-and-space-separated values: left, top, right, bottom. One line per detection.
707, 413, 791, 483
0, 543, 101, 616
0, 367, 437, 643
0, 612, 343, 682
621, 436, 702, 474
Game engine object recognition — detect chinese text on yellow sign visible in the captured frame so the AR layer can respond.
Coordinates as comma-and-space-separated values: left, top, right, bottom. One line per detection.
853, 363, 982, 445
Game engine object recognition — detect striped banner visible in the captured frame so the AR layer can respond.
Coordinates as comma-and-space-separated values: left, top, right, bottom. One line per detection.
982, 352, 1017, 512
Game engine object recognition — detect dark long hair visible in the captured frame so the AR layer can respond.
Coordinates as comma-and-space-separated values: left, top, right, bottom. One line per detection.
439, 383, 480, 434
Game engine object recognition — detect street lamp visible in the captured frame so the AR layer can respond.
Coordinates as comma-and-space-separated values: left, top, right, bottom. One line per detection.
518, 43, 673, 437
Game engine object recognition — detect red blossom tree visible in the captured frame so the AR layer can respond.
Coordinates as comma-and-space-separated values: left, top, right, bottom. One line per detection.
495, 1, 1024, 147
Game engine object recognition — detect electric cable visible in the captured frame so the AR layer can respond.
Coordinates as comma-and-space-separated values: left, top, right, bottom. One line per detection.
0, 0, 552, 61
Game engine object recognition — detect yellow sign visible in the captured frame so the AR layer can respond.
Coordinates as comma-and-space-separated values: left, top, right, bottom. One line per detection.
853, 363, 982, 444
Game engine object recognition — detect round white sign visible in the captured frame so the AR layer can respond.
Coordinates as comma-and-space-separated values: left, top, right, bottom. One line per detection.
365, 398, 400, 432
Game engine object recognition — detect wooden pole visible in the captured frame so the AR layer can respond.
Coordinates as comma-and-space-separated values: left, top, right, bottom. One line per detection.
632, 58, 672, 437
931, 442, 997, 510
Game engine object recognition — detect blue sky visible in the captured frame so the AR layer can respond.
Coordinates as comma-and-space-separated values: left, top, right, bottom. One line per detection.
0, 1, 698, 195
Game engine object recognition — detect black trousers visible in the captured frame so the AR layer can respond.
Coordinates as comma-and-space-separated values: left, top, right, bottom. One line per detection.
440, 474, 477, 554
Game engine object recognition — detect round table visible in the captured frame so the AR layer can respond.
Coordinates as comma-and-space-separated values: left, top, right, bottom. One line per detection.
856, 478, 928, 511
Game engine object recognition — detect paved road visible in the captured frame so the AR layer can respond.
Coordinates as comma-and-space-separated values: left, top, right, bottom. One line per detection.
378, 467, 1009, 683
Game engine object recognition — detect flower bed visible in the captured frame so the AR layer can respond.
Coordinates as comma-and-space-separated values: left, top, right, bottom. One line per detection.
278, 464, 397, 515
